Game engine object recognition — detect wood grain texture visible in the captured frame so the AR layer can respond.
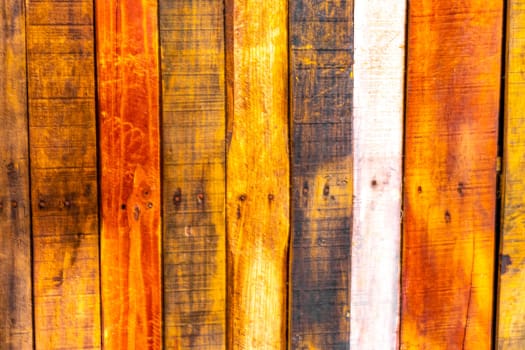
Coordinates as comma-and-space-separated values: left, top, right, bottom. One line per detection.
160, 0, 226, 348
225, 0, 289, 348
26, 0, 101, 348
351, 0, 405, 348
0, 0, 32, 348
497, 0, 525, 348
96, 0, 162, 348
401, 1, 502, 348
289, 1, 352, 349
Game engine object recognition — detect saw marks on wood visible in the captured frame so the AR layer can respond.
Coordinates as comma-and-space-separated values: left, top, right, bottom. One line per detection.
160, 0, 226, 348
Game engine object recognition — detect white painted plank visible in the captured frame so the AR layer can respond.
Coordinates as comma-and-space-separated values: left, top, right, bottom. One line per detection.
351, 0, 406, 348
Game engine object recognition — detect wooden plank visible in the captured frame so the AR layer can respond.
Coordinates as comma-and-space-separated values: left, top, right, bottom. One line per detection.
159, 0, 226, 348
401, 1, 502, 348
95, 0, 162, 348
225, 0, 289, 348
497, 0, 525, 347
26, 0, 101, 348
350, 0, 405, 348
288, 1, 352, 349
0, 0, 33, 348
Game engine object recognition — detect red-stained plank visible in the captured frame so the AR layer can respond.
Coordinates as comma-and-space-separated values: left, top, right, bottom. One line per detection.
95, 0, 162, 348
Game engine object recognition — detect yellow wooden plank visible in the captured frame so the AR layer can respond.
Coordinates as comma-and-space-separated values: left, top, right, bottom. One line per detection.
225, 0, 289, 348
26, 0, 101, 348
497, 0, 525, 348
0, 0, 33, 348
159, 0, 226, 348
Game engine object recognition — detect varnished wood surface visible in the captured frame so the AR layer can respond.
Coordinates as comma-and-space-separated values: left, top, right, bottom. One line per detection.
401, 1, 502, 348
96, 0, 162, 348
289, 0, 352, 349
0, 0, 32, 348
497, 0, 525, 348
26, 0, 101, 348
225, 0, 289, 348
160, 0, 226, 348
351, 0, 405, 348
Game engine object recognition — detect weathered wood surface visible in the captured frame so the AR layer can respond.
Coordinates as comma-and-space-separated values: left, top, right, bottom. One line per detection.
0, 0, 32, 348
160, 0, 226, 348
96, 0, 162, 347
497, 0, 525, 348
225, 0, 289, 348
351, 0, 405, 348
289, 0, 352, 349
401, 1, 502, 348
26, 0, 101, 348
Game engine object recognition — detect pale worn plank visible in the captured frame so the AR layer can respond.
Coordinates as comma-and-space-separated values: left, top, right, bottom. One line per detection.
225, 0, 289, 348
401, 1, 502, 348
351, 0, 406, 348
497, 0, 525, 348
96, 0, 162, 348
159, 0, 226, 348
288, 0, 353, 349
0, 0, 32, 348
26, 0, 101, 348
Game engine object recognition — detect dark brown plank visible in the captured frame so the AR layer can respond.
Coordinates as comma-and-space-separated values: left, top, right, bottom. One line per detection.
159, 0, 226, 348
0, 0, 33, 348
289, 1, 353, 349
26, 0, 101, 348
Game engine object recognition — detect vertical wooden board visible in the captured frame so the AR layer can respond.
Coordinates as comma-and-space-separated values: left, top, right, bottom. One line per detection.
160, 0, 226, 348
350, 0, 405, 348
497, 0, 525, 348
0, 0, 32, 348
401, 1, 502, 349
96, 0, 162, 348
225, 0, 289, 348
289, 1, 352, 349
26, 0, 101, 348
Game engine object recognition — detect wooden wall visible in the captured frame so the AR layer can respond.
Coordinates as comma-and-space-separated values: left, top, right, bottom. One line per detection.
0, 0, 521, 349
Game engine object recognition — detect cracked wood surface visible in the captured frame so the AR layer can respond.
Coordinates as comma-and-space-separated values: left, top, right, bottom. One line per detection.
401, 1, 502, 349
160, 0, 226, 348
0, 0, 32, 348
351, 0, 405, 348
288, 0, 352, 348
26, 0, 101, 348
96, 0, 162, 348
497, 0, 525, 348
225, 0, 289, 348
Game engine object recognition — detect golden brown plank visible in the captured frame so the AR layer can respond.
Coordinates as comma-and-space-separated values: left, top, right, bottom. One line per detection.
497, 0, 525, 348
225, 0, 289, 348
160, 0, 226, 348
0, 0, 32, 348
401, 1, 502, 348
26, 0, 101, 348
289, 0, 353, 348
96, 0, 162, 348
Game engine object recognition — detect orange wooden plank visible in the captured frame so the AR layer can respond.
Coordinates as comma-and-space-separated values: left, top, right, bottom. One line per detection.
401, 1, 502, 348
0, 0, 33, 348
26, 0, 101, 348
95, 0, 162, 348
225, 0, 289, 348
159, 0, 226, 348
